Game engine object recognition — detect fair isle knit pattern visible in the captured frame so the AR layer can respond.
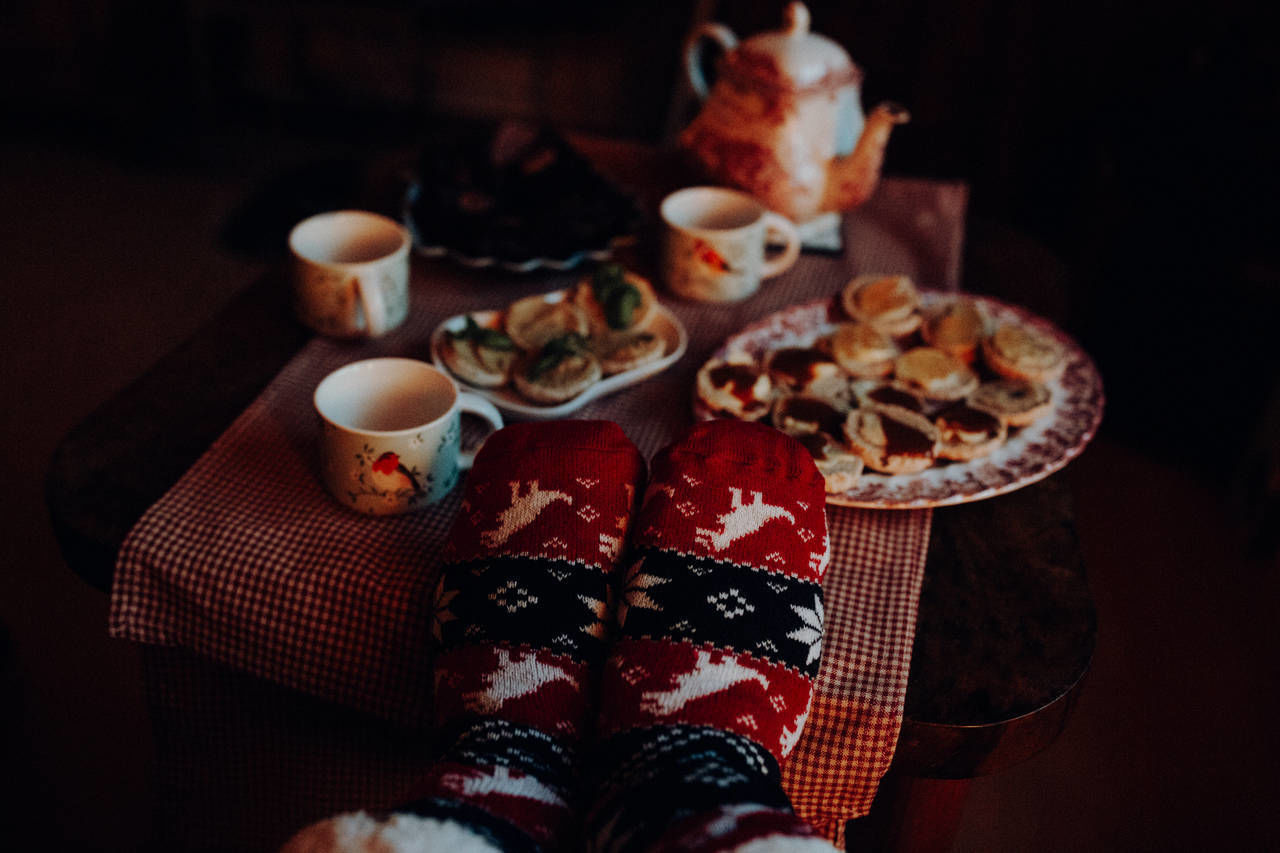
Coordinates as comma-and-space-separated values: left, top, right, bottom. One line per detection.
588, 420, 836, 853
408, 421, 645, 850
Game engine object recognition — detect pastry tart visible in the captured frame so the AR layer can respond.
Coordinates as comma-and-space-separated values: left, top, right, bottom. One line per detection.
843, 404, 940, 474
981, 322, 1067, 383
766, 346, 843, 394
893, 346, 980, 402
933, 401, 1007, 461
850, 379, 927, 413
921, 298, 986, 364
968, 378, 1053, 427
791, 431, 865, 494
828, 321, 898, 378
840, 274, 922, 337
696, 357, 773, 421
771, 393, 849, 439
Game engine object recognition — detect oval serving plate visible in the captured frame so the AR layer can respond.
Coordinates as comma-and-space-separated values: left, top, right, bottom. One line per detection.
694, 292, 1105, 509
405, 182, 624, 272
432, 291, 688, 420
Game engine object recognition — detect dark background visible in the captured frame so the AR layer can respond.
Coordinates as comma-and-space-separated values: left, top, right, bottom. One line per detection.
3, 1, 1278, 849
7, 0, 1277, 490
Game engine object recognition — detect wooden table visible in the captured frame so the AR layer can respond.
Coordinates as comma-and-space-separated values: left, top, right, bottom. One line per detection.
45, 143, 1095, 852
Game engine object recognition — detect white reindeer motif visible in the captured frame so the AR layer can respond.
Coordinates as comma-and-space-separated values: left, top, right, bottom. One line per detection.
479, 480, 572, 549
462, 649, 576, 713
639, 650, 770, 715
694, 487, 796, 552
778, 707, 811, 756
438, 765, 565, 807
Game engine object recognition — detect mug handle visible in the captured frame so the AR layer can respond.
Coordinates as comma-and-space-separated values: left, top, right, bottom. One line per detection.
684, 22, 738, 100
353, 274, 388, 338
456, 392, 504, 470
760, 212, 802, 279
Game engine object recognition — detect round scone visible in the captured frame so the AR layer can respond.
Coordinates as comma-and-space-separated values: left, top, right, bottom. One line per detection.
696, 357, 773, 421
594, 331, 665, 375
850, 378, 927, 413
968, 378, 1053, 427
894, 346, 980, 402
921, 298, 986, 364
933, 401, 1008, 461
840, 274, 922, 337
791, 431, 865, 494
439, 316, 520, 388
504, 293, 591, 351
829, 322, 898, 378
771, 393, 849, 439
512, 333, 602, 404
843, 404, 940, 474
766, 346, 844, 395
981, 322, 1067, 383
573, 263, 659, 340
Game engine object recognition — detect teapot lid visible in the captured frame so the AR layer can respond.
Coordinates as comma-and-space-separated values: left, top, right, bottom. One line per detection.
734, 2, 859, 91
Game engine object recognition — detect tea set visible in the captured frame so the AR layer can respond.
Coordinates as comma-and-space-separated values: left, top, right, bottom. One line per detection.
291, 3, 906, 515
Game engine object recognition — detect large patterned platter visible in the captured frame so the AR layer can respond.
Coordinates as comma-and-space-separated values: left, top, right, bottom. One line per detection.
694, 292, 1105, 509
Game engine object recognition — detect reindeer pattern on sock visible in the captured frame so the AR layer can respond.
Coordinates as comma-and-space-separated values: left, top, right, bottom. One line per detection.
479, 480, 573, 549
639, 649, 771, 716
462, 648, 579, 714
694, 487, 796, 552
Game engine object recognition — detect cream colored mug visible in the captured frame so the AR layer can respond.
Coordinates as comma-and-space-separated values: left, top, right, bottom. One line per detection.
660, 186, 802, 302
289, 210, 411, 338
313, 358, 503, 515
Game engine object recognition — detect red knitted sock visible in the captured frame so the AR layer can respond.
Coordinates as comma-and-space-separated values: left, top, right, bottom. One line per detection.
282, 421, 644, 853
587, 420, 837, 853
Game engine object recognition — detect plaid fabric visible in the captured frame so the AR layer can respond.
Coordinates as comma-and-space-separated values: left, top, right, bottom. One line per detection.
110, 177, 964, 845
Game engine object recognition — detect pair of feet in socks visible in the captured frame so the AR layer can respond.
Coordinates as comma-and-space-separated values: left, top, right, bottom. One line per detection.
283, 419, 837, 853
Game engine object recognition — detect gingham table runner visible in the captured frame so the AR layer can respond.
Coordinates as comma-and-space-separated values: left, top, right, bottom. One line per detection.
109, 177, 966, 844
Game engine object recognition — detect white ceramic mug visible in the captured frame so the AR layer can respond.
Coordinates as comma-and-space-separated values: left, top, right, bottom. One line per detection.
289, 210, 412, 338
660, 186, 802, 302
314, 358, 503, 515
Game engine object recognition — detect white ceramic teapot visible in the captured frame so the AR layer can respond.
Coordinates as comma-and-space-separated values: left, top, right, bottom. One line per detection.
680, 2, 909, 223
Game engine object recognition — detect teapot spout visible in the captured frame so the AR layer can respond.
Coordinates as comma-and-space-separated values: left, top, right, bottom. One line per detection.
822, 101, 910, 212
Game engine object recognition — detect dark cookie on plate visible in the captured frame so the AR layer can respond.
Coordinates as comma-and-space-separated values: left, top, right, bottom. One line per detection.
696, 357, 773, 421
933, 400, 1007, 461
843, 403, 940, 474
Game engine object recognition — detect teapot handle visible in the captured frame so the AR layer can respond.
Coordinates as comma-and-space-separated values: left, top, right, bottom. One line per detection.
684, 22, 738, 100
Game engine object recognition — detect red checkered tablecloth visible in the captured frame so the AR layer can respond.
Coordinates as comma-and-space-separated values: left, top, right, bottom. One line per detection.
110, 177, 965, 847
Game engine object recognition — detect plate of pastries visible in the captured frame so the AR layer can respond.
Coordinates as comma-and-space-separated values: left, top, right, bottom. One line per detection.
405, 121, 639, 272
433, 264, 687, 419
693, 273, 1104, 508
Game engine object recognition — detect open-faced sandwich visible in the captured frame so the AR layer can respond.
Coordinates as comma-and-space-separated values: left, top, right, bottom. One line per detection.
574, 264, 664, 375
437, 263, 678, 408
504, 293, 592, 351
440, 315, 520, 388
512, 332, 603, 404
